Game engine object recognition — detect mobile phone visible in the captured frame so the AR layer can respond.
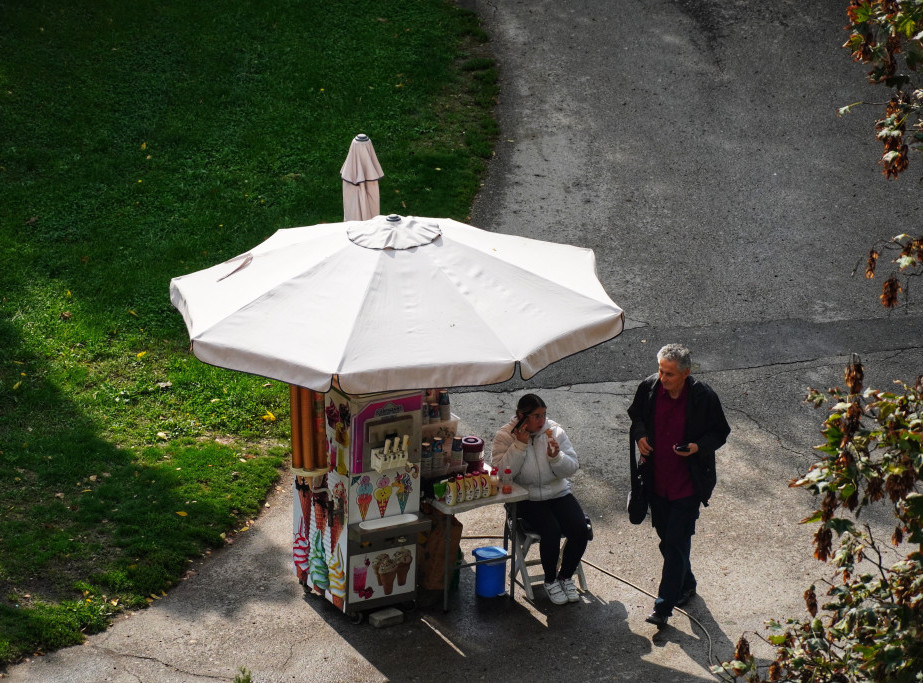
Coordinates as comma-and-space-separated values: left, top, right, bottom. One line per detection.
513, 415, 528, 432
675, 443, 690, 453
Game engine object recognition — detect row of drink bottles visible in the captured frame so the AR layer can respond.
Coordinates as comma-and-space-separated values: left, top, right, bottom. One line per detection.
433, 466, 514, 506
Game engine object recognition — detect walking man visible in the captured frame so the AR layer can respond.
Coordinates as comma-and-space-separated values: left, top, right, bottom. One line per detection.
627, 344, 730, 628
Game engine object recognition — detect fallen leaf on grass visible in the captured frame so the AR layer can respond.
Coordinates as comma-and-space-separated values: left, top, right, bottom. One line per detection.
176, 511, 188, 517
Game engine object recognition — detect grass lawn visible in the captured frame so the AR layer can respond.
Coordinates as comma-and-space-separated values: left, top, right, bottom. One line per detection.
0, 0, 497, 663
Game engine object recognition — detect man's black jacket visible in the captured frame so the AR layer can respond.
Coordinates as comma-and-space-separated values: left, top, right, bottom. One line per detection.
627, 374, 731, 506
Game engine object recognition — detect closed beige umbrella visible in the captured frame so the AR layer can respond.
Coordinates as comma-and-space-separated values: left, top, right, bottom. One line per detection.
340, 133, 384, 221
287, 134, 387, 474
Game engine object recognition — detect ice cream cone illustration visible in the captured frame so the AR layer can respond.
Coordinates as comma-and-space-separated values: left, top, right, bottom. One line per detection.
357, 475, 373, 521
311, 477, 329, 537
372, 553, 398, 595
396, 473, 412, 513
393, 548, 413, 586
293, 517, 310, 583
371, 553, 389, 584
309, 529, 329, 593
328, 544, 346, 610
295, 476, 312, 527
374, 475, 392, 518
329, 480, 347, 549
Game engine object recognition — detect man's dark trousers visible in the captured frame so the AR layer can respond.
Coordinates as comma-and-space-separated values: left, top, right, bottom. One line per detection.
650, 494, 699, 616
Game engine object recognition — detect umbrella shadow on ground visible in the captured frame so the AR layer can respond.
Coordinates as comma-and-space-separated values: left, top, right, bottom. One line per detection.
300, 562, 712, 682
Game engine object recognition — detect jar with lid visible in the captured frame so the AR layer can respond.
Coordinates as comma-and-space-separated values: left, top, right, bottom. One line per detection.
461, 436, 484, 472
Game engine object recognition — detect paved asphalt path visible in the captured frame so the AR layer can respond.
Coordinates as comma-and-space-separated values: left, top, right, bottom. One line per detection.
5, 1, 921, 681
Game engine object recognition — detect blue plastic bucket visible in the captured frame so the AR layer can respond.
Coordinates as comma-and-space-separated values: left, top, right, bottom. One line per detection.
471, 546, 508, 597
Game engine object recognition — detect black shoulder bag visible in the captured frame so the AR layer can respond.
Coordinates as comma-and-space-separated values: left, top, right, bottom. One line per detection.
627, 437, 648, 524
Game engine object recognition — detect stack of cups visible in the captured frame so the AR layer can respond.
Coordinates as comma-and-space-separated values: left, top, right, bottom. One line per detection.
421, 441, 433, 478
431, 438, 444, 476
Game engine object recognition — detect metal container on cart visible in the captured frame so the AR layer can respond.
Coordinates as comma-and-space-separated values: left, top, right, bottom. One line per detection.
293, 387, 431, 620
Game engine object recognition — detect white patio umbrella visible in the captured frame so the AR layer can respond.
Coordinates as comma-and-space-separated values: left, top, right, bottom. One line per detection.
340, 134, 384, 221
169, 214, 624, 395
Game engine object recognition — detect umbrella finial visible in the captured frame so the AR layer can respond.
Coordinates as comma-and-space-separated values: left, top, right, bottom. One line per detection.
348, 214, 441, 250
354, 133, 369, 142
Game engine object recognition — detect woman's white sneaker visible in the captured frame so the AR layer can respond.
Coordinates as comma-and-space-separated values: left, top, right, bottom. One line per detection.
561, 577, 580, 602
544, 580, 568, 605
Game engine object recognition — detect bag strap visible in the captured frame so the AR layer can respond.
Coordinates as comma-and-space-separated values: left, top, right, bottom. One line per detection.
629, 436, 638, 478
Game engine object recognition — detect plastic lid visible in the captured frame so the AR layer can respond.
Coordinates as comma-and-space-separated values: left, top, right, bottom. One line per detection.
472, 546, 508, 561
461, 436, 484, 453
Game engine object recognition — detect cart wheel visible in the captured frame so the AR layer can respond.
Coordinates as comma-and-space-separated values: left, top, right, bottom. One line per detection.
349, 611, 365, 625
401, 599, 417, 612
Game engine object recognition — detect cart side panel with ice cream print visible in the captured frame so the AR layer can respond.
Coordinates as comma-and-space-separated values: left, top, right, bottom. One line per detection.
348, 544, 417, 603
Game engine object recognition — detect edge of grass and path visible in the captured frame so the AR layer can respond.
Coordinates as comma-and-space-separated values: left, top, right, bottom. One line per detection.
0, 0, 498, 665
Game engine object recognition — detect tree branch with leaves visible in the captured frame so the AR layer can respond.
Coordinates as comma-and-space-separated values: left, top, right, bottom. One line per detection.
840, 2, 923, 307
714, 356, 923, 682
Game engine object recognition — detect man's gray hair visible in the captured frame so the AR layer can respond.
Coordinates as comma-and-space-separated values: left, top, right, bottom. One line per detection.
657, 344, 692, 371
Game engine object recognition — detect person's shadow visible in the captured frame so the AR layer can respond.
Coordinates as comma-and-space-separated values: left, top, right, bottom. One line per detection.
651, 594, 737, 673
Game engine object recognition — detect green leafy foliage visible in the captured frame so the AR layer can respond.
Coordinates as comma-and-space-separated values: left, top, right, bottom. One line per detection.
842, 1, 923, 179
713, 357, 923, 682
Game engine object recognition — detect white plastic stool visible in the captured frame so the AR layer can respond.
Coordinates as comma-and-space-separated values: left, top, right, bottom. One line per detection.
513, 525, 588, 601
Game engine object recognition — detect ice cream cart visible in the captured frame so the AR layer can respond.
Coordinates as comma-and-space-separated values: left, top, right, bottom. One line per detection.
293, 387, 447, 621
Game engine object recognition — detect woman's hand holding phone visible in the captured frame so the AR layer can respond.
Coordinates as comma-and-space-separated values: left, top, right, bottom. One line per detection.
513, 415, 529, 443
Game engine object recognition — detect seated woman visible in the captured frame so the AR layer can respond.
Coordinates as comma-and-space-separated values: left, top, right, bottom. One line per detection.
491, 393, 589, 605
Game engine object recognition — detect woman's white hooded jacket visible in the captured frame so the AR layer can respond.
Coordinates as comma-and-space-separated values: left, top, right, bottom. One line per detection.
490, 417, 578, 501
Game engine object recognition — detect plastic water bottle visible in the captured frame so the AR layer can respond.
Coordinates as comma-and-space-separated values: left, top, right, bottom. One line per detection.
500, 468, 513, 495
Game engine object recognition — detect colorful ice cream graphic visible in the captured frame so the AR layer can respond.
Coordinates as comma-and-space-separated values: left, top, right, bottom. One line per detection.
309, 529, 329, 593
396, 473, 413, 513
326, 400, 351, 475
357, 475, 373, 521
371, 553, 398, 595
393, 548, 413, 586
328, 545, 346, 609
293, 517, 310, 582
374, 475, 392, 518
311, 477, 329, 536
330, 480, 347, 548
